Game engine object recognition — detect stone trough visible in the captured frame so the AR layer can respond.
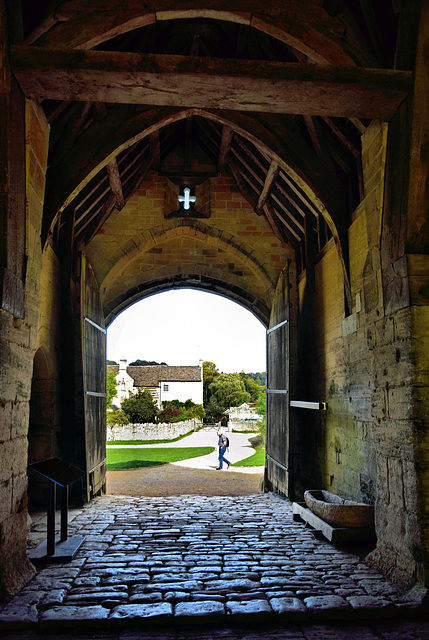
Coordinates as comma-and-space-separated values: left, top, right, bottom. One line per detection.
304, 490, 374, 528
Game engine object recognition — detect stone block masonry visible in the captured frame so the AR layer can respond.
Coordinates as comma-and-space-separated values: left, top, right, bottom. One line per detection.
0, 100, 49, 598
107, 418, 202, 441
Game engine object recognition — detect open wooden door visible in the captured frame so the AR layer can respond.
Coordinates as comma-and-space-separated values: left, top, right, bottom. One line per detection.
81, 254, 107, 501
265, 263, 290, 496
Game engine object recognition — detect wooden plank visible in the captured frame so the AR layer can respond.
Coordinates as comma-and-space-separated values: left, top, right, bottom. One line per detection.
11, 47, 413, 119
24, 14, 64, 46
256, 160, 279, 215
266, 265, 290, 496
106, 159, 125, 210
405, 1, 429, 254
271, 194, 304, 234
149, 131, 160, 171
304, 115, 337, 177
230, 146, 264, 192
26, 1, 357, 66
322, 116, 360, 157
218, 126, 232, 172
263, 202, 289, 245
56, 101, 93, 163
227, 157, 257, 210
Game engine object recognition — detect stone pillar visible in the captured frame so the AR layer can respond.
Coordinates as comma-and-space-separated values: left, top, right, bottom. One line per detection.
367, 2, 429, 590
0, 5, 50, 595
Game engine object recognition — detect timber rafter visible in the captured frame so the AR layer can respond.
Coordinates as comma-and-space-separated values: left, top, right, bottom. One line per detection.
15, 1, 414, 312
11, 47, 412, 120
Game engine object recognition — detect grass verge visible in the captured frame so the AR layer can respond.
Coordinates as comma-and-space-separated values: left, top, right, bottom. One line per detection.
106, 446, 215, 470
232, 448, 265, 467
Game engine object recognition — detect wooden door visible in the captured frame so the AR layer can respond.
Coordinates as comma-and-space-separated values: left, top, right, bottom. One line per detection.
81, 254, 106, 500
265, 263, 290, 496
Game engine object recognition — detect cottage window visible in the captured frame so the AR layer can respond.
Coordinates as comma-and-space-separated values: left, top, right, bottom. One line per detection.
163, 384, 169, 392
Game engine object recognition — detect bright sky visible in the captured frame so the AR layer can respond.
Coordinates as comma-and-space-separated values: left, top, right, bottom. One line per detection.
107, 289, 266, 374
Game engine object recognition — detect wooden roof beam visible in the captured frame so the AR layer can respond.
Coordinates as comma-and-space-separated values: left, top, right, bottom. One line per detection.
303, 115, 337, 176
11, 47, 413, 119
256, 160, 279, 215
218, 126, 233, 172
263, 202, 290, 245
322, 116, 360, 157
106, 159, 125, 210
227, 157, 257, 211
149, 130, 160, 171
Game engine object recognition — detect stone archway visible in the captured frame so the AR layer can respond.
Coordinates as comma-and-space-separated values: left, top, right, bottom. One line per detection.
100, 220, 276, 327
1, 1, 428, 601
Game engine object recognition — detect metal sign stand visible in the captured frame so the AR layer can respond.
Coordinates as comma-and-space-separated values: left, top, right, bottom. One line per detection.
28, 457, 86, 563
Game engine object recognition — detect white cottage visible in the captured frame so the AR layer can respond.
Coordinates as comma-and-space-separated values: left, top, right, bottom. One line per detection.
108, 360, 203, 409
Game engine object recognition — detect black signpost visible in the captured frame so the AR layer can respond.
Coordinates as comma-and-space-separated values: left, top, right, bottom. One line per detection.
28, 457, 86, 563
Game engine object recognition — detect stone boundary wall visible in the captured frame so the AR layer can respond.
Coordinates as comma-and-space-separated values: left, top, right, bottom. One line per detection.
107, 418, 202, 441
231, 419, 262, 432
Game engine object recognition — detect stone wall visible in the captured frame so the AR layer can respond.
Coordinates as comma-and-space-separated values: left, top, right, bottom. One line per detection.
292, 121, 429, 590
107, 418, 202, 441
0, 100, 49, 598
228, 405, 263, 432
86, 173, 295, 324
230, 420, 262, 432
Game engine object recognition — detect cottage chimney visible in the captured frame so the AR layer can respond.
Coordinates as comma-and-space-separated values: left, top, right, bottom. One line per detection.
119, 358, 127, 372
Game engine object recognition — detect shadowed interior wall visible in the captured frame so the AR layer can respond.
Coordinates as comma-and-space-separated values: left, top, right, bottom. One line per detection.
0, 100, 49, 597
291, 121, 429, 590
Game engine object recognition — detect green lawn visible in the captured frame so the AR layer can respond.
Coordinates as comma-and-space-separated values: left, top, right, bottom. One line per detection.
232, 448, 265, 467
106, 446, 215, 470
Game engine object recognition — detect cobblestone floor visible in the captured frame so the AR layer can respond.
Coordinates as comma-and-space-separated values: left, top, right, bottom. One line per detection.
1, 493, 428, 638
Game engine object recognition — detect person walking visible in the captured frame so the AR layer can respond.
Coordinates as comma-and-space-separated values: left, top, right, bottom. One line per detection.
216, 430, 231, 470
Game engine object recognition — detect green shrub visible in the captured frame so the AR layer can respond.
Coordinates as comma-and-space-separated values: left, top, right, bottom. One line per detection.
157, 399, 205, 423
107, 409, 130, 426
121, 388, 158, 423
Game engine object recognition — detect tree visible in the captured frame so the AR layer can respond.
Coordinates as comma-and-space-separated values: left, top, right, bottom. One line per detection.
202, 361, 220, 404
255, 393, 266, 440
206, 373, 250, 417
121, 388, 158, 423
129, 359, 167, 366
255, 393, 266, 417
240, 373, 263, 402
106, 369, 117, 409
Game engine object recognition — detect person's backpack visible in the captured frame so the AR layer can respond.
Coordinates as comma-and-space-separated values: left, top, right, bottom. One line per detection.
225, 436, 229, 449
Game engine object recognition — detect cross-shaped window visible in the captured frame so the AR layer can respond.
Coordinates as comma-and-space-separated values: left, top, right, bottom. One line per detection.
178, 187, 196, 210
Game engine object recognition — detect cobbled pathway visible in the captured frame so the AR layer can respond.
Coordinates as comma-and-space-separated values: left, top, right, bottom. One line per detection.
1, 493, 428, 638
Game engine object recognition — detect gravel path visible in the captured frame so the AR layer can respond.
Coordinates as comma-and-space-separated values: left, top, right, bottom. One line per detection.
106, 428, 264, 497
106, 464, 264, 497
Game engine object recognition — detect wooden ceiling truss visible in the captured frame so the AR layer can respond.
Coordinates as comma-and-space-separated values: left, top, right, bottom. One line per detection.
8, 2, 412, 288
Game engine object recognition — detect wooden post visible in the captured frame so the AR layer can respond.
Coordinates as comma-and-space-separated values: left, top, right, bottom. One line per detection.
0, 1, 26, 318
47, 481, 56, 556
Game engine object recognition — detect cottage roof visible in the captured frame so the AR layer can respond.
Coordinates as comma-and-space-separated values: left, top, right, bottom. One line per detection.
108, 364, 202, 387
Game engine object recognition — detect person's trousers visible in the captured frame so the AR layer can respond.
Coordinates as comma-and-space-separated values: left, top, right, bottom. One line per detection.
218, 447, 230, 469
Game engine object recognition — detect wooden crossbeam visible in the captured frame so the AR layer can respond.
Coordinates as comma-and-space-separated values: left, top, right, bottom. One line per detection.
11, 47, 412, 119
149, 131, 160, 170
256, 160, 279, 214
227, 157, 257, 210
263, 202, 290, 244
106, 159, 125, 210
218, 126, 233, 172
